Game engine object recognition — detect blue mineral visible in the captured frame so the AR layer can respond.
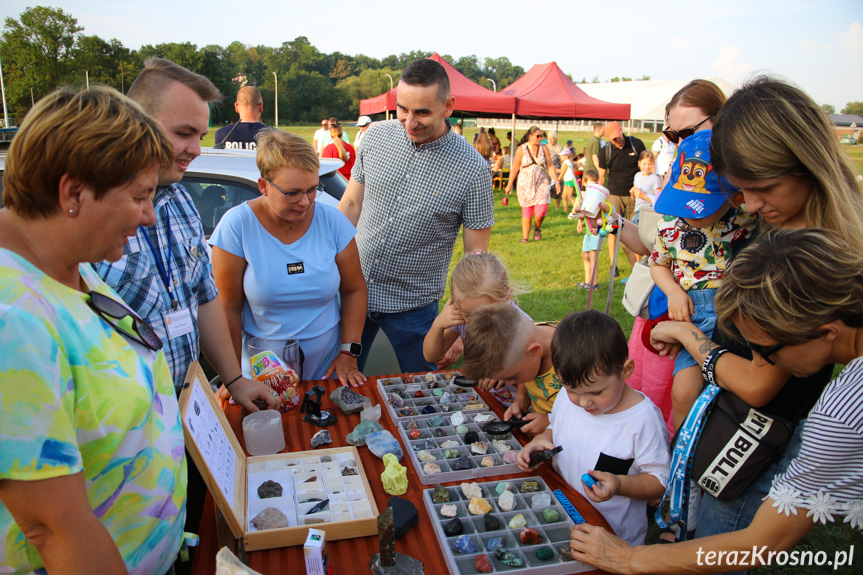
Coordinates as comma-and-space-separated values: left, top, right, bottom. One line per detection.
426, 415, 446, 428
366, 430, 404, 461
451, 534, 477, 554
421, 405, 436, 414
486, 537, 504, 551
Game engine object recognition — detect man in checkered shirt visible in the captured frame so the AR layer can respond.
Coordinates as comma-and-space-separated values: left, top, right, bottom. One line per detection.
339, 58, 494, 373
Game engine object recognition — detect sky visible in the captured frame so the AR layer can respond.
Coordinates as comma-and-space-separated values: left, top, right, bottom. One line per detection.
2, 0, 862, 111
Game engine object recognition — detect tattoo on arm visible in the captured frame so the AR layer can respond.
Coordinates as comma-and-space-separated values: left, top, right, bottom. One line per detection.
692, 330, 719, 355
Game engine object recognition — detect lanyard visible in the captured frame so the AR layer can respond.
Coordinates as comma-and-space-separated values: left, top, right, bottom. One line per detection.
141, 208, 178, 310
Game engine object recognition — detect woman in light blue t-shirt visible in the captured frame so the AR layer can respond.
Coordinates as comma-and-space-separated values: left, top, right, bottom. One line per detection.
210, 130, 368, 387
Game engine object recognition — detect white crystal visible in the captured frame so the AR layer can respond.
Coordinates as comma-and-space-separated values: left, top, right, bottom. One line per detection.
499, 490, 515, 511
531, 492, 551, 509
450, 412, 465, 426
360, 403, 381, 423
461, 482, 482, 500
474, 413, 494, 424
242, 410, 285, 456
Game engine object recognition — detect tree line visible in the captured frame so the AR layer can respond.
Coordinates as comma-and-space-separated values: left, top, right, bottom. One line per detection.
0, 6, 529, 127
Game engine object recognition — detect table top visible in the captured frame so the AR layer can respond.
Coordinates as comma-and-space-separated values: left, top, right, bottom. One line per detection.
190, 375, 610, 575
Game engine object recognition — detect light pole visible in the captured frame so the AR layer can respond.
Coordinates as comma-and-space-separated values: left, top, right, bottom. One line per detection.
486, 78, 497, 92
385, 73, 394, 120
0, 54, 9, 128
85, 70, 89, 89
272, 72, 278, 128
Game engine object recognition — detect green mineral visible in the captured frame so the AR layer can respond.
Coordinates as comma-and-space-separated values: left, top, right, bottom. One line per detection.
535, 547, 554, 561
432, 388, 444, 396
519, 480, 540, 493
432, 484, 449, 504
542, 508, 560, 523
443, 449, 460, 459
495, 481, 512, 496
455, 424, 469, 434
493, 548, 524, 567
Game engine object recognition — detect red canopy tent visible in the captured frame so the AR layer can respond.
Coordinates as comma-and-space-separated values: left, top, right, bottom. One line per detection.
500, 62, 630, 120
359, 53, 516, 116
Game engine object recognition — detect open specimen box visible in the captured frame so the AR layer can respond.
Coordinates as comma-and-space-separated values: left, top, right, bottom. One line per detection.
423, 477, 592, 574
178, 363, 378, 551
377, 371, 489, 422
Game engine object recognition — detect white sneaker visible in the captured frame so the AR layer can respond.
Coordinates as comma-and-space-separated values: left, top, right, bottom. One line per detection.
567, 212, 577, 220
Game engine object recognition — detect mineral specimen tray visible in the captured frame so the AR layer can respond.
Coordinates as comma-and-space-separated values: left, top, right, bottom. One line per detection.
178, 362, 378, 551
423, 477, 592, 574
377, 371, 489, 424
397, 411, 524, 485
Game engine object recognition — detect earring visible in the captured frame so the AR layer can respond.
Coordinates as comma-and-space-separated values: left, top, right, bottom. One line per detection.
68, 209, 74, 214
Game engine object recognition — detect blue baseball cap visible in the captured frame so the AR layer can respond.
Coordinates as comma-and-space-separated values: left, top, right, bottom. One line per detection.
654, 129, 728, 219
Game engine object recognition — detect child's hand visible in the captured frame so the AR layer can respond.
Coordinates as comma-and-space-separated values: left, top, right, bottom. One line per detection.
436, 337, 464, 370
504, 395, 531, 421
517, 437, 555, 472
433, 298, 465, 329
576, 219, 584, 233
667, 291, 694, 322
520, 412, 549, 436
581, 470, 621, 503
477, 377, 510, 390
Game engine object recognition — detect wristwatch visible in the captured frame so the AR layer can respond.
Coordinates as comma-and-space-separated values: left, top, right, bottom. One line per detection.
340, 342, 362, 357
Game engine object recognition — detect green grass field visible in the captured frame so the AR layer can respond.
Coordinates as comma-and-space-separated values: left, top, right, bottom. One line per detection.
202, 124, 863, 571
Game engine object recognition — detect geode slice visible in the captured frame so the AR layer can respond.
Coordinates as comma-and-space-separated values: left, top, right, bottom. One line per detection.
251, 507, 288, 530
329, 386, 370, 415
256, 480, 283, 499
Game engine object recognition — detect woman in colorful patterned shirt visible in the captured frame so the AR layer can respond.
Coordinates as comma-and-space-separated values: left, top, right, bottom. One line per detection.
0, 87, 185, 575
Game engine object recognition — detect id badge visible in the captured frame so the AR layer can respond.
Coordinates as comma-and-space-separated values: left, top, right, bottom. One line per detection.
164, 307, 194, 339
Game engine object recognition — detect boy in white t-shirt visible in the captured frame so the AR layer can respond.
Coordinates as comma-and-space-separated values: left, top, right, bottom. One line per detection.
630, 151, 663, 224
518, 310, 670, 546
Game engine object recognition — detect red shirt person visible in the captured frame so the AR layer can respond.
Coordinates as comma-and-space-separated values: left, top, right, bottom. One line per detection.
321, 120, 356, 179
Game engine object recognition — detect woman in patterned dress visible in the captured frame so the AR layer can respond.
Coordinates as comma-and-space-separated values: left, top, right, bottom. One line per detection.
504, 126, 558, 243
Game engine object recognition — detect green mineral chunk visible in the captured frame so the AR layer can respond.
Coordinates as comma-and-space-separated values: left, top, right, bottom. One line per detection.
443, 449, 460, 459
493, 548, 524, 567
495, 481, 511, 496
535, 547, 554, 561
543, 508, 560, 523
432, 388, 444, 396
455, 425, 469, 435
432, 484, 450, 504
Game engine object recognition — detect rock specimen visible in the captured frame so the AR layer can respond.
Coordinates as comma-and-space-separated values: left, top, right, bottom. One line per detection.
426, 415, 446, 428
440, 405, 452, 412
475, 554, 493, 573
360, 403, 381, 423
440, 440, 459, 449
401, 375, 415, 383
387, 393, 405, 408
451, 535, 477, 554
369, 507, 425, 575
434, 428, 447, 438
366, 430, 404, 461
305, 518, 326, 525
397, 408, 414, 417
443, 449, 460, 459
440, 504, 457, 518
310, 429, 332, 448
464, 431, 479, 444
321, 455, 332, 462
535, 547, 554, 561
486, 537, 503, 551
494, 548, 524, 568
480, 456, 496, 467
381, 453, 408, 495
559, 545, 574, 561
432, 484, 449, 504
422, 463, 441, 474
388, 496, 418, 539
474, 413, 494, 424
468, 497, 492, 515
531, 492, 551, 509
442, 517, 463, 536
329, 385, 370, 415
451, 457, 471, 470
470, 441, 488, 455
543, 508, 560, 523
432, 388, 444, 396
455, 425, 469, 435
498, 490, 515, 511
346, 419, 383, 446
520, 481, 540, 493
251, 507, 288, 530
416, 450, 436, 463
409, 429, 421, 440
461, 482, 482, 500
483, 514, 501, 531
341, 467, 358, 476
495, 482, 512, 496
519, 527, 542, 545
492, 440, 511, 453
507, 513, 526, 529
502, 450, 519, 464
421, 405, 435, 414
423, 439, 435, 450
414, 390, 424, 398
450, 412, 465, 426
256, 480, 283, 499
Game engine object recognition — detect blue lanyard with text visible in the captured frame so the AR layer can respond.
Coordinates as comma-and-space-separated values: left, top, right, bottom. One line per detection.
141, 208, 177, 310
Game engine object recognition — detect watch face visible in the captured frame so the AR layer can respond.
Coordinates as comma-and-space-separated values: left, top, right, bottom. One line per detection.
348, 342, 362, 357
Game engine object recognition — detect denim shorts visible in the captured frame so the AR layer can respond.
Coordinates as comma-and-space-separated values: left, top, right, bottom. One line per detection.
673, 288, 717, 376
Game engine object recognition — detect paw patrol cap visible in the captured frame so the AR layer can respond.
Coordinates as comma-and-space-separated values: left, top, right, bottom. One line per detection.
655, 129, 728, 219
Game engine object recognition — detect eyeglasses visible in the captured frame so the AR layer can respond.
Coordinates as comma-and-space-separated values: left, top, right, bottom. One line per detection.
321, 122, 328, 127
266, 179, 323, 203
87, 291, 162, 351
746, 340, 786, 366
662, 117, 711, 144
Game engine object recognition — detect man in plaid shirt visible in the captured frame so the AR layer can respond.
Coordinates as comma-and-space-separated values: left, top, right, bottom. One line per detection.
339, 58, 494, 373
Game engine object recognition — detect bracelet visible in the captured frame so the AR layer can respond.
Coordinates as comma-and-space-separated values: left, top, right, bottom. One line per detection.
224, 374, 243, 389
339, 350, 354, 357
702, 348, 728, 385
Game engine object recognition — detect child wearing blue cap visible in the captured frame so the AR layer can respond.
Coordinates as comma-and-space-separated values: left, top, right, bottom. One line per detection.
649, 129, 757, 431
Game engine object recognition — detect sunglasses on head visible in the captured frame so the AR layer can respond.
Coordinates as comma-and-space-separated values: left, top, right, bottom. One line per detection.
87, 291, 162, 351
746, 340, 786, 366
662, 116, 711, 144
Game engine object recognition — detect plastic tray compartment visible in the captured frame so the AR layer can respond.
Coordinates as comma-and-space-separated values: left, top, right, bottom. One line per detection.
377, 371, 489, 423
397, 411, 523, 484
422, 477, 593, 574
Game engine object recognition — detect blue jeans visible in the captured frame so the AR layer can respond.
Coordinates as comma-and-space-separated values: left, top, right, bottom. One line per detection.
358, 302, 438, 374
674, 288, 717, 376
695, 419, 806, 575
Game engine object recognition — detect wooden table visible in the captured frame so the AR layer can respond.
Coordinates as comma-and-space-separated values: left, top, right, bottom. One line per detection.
190, 375, 610, 574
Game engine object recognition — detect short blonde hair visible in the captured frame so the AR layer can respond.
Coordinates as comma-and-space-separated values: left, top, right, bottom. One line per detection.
256, 129, 319, 180
462, 303, 534, 380
3, 86, 174, 219
715, 229, 863, 345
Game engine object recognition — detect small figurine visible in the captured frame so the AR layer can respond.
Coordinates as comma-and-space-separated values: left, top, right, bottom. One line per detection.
300, 385, 337, 427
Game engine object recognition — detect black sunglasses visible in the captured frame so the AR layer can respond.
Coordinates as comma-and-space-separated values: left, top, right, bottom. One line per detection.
662, 117, 711, 144
746, 341, 786, 366
87, 291, 163, 351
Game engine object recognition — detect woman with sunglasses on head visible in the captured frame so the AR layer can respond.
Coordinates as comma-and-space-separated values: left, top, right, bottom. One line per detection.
572, 228, 863, 573
0, 87, 185, 574
505, 125, 559, 243
210, 130, 367, 388
647, 76, 863, 563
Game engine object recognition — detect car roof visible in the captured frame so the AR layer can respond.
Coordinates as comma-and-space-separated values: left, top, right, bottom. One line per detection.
190, 148, 345, 179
